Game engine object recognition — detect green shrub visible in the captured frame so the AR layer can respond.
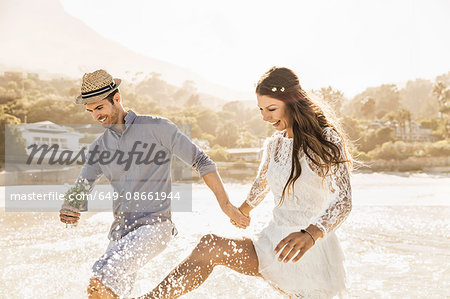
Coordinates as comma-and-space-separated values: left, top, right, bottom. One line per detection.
350, 148, 370, 161
425, 140, 450, 157
419, 118, 440, 130
368, 141, 424, 160
207, 145, 229, 162
358, 127, 395, 153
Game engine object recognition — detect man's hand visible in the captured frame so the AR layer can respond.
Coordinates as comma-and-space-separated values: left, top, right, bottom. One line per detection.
201, 171, 250, 229
224, 203, 250, 229
230, 202, 252, 228
59, 206, 81, 225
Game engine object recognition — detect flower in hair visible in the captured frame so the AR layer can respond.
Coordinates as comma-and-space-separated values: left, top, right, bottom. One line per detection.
271, 86, 285, 92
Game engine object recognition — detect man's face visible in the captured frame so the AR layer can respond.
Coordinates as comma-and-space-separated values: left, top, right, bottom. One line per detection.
85, 97, 121, 127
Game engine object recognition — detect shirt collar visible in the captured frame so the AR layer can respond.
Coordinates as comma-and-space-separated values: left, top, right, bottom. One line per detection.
108, 110, 137, 137
124, 110, 137, 125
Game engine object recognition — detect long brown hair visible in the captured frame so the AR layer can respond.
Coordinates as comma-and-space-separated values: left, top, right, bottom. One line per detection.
256, 67, 352, 204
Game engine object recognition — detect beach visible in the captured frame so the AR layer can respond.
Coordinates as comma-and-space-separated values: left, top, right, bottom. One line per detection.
0, 172, 449, 298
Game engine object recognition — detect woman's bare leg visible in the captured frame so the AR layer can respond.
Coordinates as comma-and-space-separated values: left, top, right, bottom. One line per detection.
139, 234, 260, 299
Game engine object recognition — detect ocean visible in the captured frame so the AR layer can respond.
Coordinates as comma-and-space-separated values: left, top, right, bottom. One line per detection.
0, 172, 449, 298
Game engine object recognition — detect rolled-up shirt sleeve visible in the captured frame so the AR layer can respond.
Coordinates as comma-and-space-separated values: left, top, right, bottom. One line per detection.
80, 140, 103, 187
160, 120, 216, 177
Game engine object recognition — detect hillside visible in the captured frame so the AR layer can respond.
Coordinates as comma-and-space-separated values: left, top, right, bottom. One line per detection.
0, 0, 250, 101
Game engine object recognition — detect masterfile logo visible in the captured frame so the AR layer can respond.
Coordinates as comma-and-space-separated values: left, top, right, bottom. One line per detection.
4, 123, 194, 212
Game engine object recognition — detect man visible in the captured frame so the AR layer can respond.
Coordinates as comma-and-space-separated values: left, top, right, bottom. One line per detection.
59, 70, 249, 298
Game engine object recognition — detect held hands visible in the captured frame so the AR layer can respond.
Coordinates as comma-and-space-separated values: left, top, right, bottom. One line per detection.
223, 202, 250, 229
274, 231, 315, 263
229, 205, 251, 229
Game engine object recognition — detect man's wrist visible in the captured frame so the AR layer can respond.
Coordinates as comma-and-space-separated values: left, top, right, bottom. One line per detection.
219, 200, 232, 213
61, 201, 81, 213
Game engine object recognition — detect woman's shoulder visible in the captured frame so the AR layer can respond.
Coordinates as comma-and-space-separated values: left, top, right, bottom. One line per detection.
271, 130, 293, 141
260, 131, 284, 152
267, 130, 290, 144
272, 130, 286, 138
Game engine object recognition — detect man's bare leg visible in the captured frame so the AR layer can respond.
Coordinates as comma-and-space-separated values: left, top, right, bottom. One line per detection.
138, 234, 260, 299
87, 277, 118, 299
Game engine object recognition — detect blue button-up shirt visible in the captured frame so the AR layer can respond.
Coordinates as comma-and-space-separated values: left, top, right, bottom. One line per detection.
80, 110, 216, 240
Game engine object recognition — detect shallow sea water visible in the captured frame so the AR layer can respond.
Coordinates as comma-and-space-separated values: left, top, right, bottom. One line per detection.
0, 173, 449, 298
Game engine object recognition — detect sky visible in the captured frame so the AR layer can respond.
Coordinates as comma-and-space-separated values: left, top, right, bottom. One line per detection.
59, 0, 450, 98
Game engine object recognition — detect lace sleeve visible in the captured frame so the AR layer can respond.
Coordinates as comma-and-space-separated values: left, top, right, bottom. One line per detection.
312, 127, 352, 238
245, 137, 272, 207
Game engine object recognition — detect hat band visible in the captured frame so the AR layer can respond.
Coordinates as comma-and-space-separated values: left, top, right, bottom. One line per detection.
81, 82, 116, 99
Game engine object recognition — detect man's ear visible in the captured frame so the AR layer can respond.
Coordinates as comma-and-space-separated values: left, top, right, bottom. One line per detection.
113, 92, 121, 104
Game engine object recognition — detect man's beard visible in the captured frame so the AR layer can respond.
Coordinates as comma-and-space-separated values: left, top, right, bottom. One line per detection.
101, 110, 119, 129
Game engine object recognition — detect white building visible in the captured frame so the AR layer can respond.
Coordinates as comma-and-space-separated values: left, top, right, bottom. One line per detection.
19, 121, 83, 153
226, 148, 263, 162
392, 120, 434, 142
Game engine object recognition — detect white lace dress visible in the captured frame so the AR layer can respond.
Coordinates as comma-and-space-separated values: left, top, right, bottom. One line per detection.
246, 127, 352, 298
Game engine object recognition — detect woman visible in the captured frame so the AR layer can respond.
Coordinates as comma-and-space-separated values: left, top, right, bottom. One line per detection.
138, 67, 353, 298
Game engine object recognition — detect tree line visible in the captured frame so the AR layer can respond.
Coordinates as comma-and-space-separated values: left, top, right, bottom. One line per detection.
1, 70, 449, 167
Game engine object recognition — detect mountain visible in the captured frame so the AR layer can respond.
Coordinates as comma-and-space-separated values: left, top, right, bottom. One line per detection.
0, 0, 251, 101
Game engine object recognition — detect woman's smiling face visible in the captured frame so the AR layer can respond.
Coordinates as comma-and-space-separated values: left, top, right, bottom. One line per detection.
257, 94, 293, 137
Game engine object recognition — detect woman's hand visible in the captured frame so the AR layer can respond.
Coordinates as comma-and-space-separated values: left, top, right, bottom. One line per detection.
231, 203, 253, 229
273, 231, 315, 263
223, 202, 250, 229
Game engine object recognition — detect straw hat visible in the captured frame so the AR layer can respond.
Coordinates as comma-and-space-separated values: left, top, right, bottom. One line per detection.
75, 70, 121, 104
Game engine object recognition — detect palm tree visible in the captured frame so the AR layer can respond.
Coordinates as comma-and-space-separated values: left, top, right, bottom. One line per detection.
433, 82, 448, 119
433, 81, 450, 137
384, 108, 411, 140
398, 108, 412, 141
